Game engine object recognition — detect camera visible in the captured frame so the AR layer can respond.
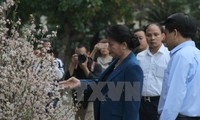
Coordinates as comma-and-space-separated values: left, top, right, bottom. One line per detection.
78, 54, 87, 63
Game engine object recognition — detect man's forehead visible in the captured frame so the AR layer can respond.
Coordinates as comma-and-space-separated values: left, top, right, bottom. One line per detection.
75, 47, 87, 54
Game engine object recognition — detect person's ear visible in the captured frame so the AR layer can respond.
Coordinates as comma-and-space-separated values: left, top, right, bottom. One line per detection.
161, 33, 166, 42
173, 29, 178, 38
122, 42, 128, 50
173, 29, 181, 43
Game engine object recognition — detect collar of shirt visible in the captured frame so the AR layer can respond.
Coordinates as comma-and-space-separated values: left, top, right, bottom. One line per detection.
170, 40, 195, 57
147, 44, 166, 56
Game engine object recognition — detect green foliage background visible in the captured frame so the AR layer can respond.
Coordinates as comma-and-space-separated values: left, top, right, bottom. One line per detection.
2, 0, 200, 68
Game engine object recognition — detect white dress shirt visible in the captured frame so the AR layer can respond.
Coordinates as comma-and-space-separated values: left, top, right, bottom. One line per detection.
158, 41, 200, 120
137, 44, 170, 96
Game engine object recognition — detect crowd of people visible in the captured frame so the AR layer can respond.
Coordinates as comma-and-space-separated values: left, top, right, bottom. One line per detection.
36, 12, 200, 120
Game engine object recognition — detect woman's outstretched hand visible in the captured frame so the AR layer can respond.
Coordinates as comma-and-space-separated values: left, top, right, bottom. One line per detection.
59, 77, 81, 89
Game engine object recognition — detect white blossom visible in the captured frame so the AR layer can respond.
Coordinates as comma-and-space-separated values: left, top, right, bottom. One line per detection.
42, 25, 48, 33
0, 1, 75, 120
51, 31, 57, 37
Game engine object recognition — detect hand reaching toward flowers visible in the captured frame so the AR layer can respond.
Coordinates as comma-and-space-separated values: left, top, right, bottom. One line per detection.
59, 77, 81, 89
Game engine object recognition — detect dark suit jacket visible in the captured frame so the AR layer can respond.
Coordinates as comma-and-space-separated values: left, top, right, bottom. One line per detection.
81, 52, 143, 120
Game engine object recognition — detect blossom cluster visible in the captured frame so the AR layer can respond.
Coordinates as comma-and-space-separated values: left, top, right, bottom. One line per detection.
0, 0, 75, 119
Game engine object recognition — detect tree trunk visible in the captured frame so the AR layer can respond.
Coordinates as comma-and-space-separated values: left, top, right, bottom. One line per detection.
59, 23, 83, 72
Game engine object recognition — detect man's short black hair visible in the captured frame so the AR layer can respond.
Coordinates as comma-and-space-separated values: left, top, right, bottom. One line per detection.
162, 13, 197, 39
133, 28, 144, 33
76, 43, 90, 52
144, 23, 165, 34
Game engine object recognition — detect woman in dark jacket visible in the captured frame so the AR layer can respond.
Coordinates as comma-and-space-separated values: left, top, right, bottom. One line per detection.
60, 25, 143, 120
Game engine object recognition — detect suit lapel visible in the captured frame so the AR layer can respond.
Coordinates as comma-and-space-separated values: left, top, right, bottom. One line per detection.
98, 58, 118, 81
106, 52, 133, 81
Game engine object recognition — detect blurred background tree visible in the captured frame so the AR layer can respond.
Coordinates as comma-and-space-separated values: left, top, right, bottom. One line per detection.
2, 0, 200, 69
13, 0, 137, 68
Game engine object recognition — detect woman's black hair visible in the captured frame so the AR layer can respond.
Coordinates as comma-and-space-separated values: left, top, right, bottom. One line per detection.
106, 25, 139, 50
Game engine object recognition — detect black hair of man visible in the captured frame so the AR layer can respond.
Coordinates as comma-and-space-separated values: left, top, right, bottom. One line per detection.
76, 43, 90, 52
133, 28, 145, 33
162, 13, 197, 39
144, 23, 165, 34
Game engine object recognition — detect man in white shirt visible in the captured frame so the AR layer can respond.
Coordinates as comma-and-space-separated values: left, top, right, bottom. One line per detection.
136, 23, 170, 120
